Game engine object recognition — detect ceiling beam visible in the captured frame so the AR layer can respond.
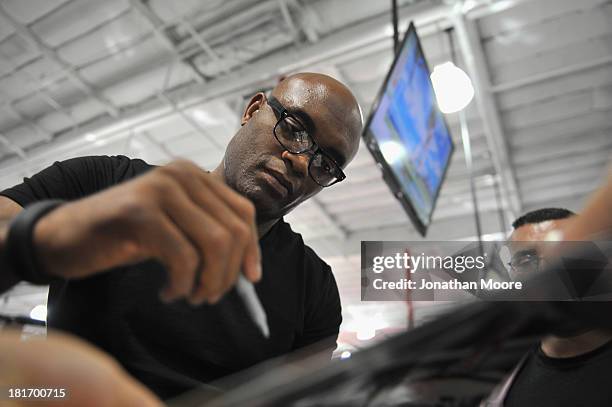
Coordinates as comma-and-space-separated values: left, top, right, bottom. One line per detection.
0, 4, 120, 118
155, 91, 223, 150
278, 0, 301, 45
175, 0, 282, 59
0, 55, 80, 129
179, 16, 221, 64
491, 55, 612, 93
129, 1, 235, 155
0, 134, 27, 160
127, 0, 206, 83
451, 8, 522, 216
286, 0, 320, 43
0, 95, 53, 142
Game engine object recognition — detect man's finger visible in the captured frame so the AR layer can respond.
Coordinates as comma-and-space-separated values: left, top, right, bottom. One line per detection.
195, 171, 261, 282
189, 223, 232, 304
140, 211, 199, 302
156, 182, 232, 303
162, 162, 261, 285
214, 219, 251, 302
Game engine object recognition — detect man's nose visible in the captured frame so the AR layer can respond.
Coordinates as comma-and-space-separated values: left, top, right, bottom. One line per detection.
281, 150, 309, 178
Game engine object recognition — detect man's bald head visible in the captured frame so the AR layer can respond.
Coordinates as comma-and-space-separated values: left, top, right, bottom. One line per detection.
219, 72, 363, 220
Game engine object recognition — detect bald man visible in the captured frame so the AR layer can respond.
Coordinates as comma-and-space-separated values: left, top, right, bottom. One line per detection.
0, 73, 363, 399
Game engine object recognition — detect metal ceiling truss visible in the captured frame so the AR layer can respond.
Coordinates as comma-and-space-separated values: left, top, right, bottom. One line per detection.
174, 0, 286, 61
0, 4, 120, 118
278, 0, 301, 45
127, 0, 206, 83
155, 90, 223, 151
0, 91, 52, 142
0, 51, 80, 135
0, 133, 27, 160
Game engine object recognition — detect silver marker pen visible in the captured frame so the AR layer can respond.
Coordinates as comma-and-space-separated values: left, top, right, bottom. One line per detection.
235, 274, 270, 338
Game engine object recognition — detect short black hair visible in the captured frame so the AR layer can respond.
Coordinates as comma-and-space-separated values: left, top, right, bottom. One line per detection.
512, 208, 576, 229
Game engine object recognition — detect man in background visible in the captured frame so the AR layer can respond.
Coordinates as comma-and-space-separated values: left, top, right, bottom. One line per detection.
482, 208, 612, 407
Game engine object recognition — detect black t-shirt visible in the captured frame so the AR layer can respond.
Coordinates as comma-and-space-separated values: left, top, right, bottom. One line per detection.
504, 340, 612, 407
1, 155, 342, 399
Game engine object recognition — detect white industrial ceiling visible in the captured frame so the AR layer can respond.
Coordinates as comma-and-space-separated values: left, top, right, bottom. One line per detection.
1, 0, 611, 349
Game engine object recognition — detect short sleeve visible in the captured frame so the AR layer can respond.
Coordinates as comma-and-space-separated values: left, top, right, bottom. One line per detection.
293, 252, 342, 357
0, 155, 152, 207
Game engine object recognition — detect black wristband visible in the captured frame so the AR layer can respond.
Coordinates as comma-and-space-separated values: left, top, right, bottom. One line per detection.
5, 200, 65, 285
0, 247, 20, 294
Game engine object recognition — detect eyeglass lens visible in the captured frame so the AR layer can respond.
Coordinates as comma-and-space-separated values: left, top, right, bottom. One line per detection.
273, 114, 341, 187
510, 255, 540, 273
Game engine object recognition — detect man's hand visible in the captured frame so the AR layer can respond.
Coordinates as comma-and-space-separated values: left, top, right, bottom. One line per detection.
33, 159, 261, 304
0, 330, 162, 407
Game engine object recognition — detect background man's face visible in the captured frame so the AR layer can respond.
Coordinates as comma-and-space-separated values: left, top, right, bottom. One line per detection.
222, 75, 361, 221
508, 218, 573, 276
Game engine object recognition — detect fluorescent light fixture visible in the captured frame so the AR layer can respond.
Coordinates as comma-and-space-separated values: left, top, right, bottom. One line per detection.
430, 61, 475, 113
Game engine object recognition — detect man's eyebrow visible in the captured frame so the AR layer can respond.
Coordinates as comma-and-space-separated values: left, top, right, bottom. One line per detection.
285, 106, 346, 166
286, 106, 315, 133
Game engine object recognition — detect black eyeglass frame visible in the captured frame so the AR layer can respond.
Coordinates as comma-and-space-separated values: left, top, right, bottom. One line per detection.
267, 96, 346, 187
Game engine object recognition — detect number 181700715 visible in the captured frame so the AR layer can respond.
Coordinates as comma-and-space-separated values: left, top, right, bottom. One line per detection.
4, 387, 68, 400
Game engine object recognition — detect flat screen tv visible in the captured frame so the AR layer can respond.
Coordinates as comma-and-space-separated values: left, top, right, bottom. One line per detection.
362, 22, 454, 236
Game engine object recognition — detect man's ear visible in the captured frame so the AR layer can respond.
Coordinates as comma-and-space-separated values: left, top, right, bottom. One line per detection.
241, 92, 267, 126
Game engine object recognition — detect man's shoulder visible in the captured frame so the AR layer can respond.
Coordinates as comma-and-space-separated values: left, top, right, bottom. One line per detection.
57, 155, 156, 187
110, 155, 155, 180
79, 154, 154, 178
0, 155, 157, 206
303, 244, 330, 272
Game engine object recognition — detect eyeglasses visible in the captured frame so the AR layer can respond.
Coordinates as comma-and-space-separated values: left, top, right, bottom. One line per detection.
268, 96, 346, 187
508, 253, 542, 274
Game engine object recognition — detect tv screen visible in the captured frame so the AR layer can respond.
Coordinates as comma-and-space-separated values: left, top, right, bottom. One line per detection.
362, 22, 454, 236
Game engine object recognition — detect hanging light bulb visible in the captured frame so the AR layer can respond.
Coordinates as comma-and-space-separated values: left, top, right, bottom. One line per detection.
430, 61, 475, 114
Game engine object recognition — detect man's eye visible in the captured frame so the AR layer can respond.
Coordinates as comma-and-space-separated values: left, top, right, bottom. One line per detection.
322, 161, 333, 173
294, 130, 308, 142
516, 256, 537, 266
